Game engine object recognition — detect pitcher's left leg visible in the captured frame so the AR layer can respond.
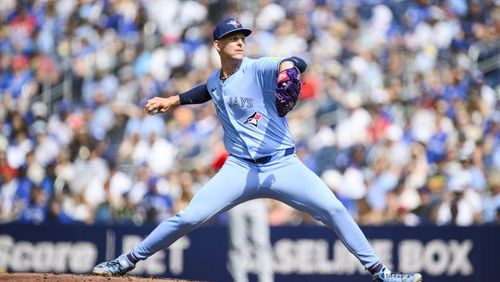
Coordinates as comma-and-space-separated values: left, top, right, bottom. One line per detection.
265, 156, 380, 270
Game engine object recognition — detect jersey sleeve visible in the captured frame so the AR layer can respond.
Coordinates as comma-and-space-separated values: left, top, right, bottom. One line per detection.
254, 57, 285, 88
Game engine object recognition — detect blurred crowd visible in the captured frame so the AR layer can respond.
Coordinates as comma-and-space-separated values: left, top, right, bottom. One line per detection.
0, 0, 499, 227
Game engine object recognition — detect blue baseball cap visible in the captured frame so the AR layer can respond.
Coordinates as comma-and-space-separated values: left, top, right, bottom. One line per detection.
212, 18, 252, 40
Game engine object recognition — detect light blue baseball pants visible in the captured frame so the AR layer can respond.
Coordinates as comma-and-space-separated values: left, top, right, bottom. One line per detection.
132, 154, 380, 270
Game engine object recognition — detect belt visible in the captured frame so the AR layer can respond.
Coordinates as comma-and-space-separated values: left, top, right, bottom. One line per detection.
240, 147, 295, 164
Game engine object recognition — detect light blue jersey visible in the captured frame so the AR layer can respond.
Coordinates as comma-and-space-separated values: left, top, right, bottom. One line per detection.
206, 57, 295, 159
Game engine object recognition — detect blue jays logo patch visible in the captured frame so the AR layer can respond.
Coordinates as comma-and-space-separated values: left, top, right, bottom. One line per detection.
244, 112, 262, 127
227, 20, 241, 28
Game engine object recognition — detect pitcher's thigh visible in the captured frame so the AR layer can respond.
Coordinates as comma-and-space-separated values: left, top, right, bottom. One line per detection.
180, 163, 254, 226
269, 160, 346, 223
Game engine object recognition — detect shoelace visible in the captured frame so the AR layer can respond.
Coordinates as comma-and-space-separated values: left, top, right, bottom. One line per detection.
103, 261, 125, 272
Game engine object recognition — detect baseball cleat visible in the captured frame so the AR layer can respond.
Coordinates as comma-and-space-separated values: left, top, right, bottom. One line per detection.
373, 267, 422, 282
92, 254, 135, 276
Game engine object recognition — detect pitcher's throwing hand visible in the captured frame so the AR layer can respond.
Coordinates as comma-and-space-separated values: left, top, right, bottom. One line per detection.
144, 96, 180, 115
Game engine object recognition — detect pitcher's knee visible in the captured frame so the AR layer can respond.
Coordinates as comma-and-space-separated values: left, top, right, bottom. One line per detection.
321, 201, 350, 220
177, 209, 209, 228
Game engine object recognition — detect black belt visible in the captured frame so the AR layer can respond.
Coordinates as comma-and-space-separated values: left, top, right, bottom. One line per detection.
240, 147, 295, 164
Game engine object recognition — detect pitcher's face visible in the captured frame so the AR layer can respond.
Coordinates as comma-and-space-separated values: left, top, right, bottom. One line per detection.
214, 32, 246, 60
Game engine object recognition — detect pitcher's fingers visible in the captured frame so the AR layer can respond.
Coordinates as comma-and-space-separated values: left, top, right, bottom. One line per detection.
145, 100, 157, 111
149, 108, 159, 115
144, 104, 155, 114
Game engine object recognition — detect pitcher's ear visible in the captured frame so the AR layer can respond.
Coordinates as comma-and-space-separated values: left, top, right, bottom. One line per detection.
214, 40, 221, 52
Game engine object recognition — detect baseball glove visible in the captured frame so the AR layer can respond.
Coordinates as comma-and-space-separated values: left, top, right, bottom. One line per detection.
275, 67, 301, 117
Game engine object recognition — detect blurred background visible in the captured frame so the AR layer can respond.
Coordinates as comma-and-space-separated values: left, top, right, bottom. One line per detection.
0, 0, 499, 281
0, 0, 499, 227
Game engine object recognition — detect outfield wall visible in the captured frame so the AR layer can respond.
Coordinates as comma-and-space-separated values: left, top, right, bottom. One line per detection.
0, 224, 498, 282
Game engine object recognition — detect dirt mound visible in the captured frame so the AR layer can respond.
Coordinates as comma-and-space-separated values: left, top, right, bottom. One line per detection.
0, 273, 201, 282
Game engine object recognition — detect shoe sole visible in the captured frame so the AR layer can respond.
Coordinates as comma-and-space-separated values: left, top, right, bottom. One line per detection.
92, 269, 114, 276
374, 273, 423, 282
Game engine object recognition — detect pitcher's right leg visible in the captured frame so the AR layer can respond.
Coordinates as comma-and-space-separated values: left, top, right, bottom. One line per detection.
93, 157, 256, 276
133, 159, 257, 259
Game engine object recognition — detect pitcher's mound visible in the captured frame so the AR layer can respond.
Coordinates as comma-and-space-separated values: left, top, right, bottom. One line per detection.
0, 273, 201, 282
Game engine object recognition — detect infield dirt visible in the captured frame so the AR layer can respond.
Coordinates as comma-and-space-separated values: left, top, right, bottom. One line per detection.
0, 273, 203, 282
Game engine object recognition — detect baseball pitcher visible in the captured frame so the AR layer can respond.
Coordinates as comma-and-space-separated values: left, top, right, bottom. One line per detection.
93, 18, 422, 282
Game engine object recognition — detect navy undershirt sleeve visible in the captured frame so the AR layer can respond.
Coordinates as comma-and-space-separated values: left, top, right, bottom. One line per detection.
285, 56, 307, 73
179, 83, 212, 105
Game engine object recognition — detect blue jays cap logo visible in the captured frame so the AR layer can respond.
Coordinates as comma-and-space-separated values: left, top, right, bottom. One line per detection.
227, 20, 241, 28
245, 112, 262, 127
213, 18, 252, 40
